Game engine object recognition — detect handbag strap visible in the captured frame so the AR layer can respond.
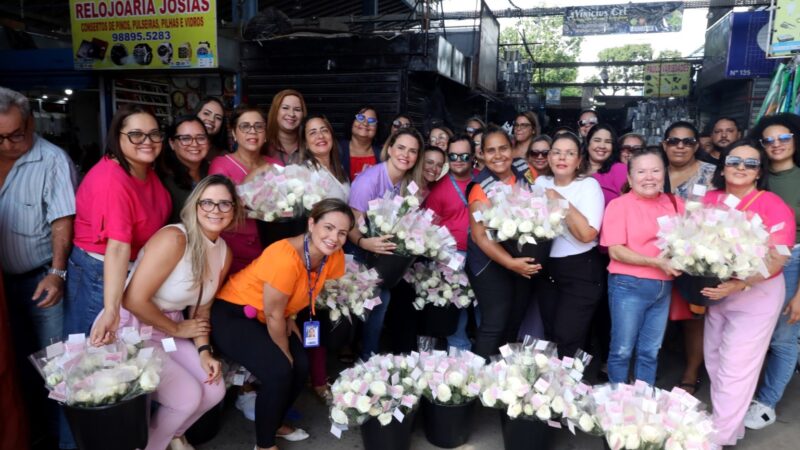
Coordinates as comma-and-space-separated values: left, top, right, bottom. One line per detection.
191, 282, 204, 319
740, 190, 765, 212
666, 193, 678, 213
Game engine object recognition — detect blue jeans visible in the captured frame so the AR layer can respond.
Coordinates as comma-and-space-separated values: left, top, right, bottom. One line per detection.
361, 288, 390, 360
447, 307, 482, 351
756, 245, 800, 408
608, 274, 671, 385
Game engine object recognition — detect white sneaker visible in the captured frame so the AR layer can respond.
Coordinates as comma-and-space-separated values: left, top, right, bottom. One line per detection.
744, 400, 776, 430
235, 391, 257, 421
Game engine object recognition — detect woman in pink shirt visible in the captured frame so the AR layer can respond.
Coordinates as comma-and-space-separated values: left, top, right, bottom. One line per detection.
65, 105, 172, 346
699, 140, 795, 446
209, 104, 272, 273
600, 148, 683, 385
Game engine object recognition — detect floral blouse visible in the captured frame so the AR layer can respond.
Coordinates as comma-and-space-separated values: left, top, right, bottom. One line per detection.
671, 161, 717, 201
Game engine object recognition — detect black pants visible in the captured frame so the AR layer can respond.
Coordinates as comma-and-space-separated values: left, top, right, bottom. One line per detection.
539, 248, 604, 357
468, 261, 532, 359
211, 301, 309, 448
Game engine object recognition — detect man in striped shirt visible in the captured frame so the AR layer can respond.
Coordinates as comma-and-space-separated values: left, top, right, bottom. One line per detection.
0, 86, 76, 446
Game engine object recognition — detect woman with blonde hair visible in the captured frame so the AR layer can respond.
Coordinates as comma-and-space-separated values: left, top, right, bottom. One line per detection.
264, 89, 307, 165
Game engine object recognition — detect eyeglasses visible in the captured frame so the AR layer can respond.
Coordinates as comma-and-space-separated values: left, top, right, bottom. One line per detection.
174, 134, 209, 146
0, 131, 26, 145
392, 120, 410, 129
513, 122, 533, 129
724, 155, 760, 170
237, 122, 266, 133
760, 133, 794, 147
197, 199, 235, 213
578, 119, 598, 127
528, 150, 549, 158
664, 137, 697, 147
120, 130, 165, 144
551, 150, 579, 158
355, 114, 378, 127
448, 153, 471, 162
620, 145, 644, 153
466, 126, 477, 134
430, 136, 448, 144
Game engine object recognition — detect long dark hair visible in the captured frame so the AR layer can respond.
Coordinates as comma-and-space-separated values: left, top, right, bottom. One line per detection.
747, 113, 800, 169
194, 97, 229, 152
106, 104, 160, 176
585, 123, 619, 174
710, 139, 770, 190
299, 114, 348, 184
157, 115, 210, 190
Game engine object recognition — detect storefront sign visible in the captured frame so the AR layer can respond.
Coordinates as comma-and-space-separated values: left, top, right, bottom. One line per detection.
643, 63, 691, 98
563, 2, 683, 37
768, 0, 800, 57
545, 88, 561, 106
69, 0, 217, 70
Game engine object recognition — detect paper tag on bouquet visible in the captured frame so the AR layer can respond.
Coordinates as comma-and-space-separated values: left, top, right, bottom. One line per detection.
723, 194, 740, 209
407, 181, 419, 195
691, 184, 707, 197
140, 326, 153, 340
46, 341, 65, 359
330, 424, 343, 439
161, 337, 177, 353
393, 408, 405, 423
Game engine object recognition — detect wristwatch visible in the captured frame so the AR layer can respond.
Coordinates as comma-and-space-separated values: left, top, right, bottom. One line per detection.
47, 267, 67, 281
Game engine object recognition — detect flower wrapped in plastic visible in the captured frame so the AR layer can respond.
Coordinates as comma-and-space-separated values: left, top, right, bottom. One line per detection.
329, 353, 420, 437
403, 260, 475, 311
237, 163, 332, 221
473, 183, 568, 249
583, 382, 716, 450
29, 329, 163, 407
414, 349, 485, 406
316, 259, 382, 323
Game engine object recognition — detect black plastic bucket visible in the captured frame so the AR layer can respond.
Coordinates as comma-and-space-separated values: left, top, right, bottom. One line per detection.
674, 273, 723, 306
361, 408, 417, 450
256, 216, 308, 249
423, 303, 461, 338
501, 240, 552, 269
422, 397, 476, 448
499, 412, 553, 450
63, 394, 149, 450
364, 252, 416, 289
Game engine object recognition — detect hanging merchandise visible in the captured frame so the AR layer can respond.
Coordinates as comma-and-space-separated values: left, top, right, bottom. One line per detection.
628, 98, 694, 145
756, 57, 800, 119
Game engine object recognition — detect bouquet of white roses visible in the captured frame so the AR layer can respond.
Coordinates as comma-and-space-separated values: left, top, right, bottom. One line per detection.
329, 353, 420, 436
656, 196, 783, 280
473, 183, 567, 247
414, 349, 485, 405
30, 329, 163, 407
359, 188, 461, 269
238, 163, 332, 221
316, 259, 382, 323
584, 382, 716, 450
403, 260, 475, 311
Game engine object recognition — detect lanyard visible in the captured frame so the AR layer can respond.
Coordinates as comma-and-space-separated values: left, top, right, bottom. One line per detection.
303, 234, 328, 319
448, 173, 469, 206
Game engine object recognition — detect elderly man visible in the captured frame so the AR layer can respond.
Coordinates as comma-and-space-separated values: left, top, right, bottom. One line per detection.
0, 86, 76, 446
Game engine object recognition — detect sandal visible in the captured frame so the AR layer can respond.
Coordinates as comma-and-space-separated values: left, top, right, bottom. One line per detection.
313, 385, 333, 404
677, 378, 702, 396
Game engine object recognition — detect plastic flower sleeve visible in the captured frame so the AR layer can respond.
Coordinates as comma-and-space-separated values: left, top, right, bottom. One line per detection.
237, 163, 333, 221
316, 259, 382, 324
403, 261, 476, 311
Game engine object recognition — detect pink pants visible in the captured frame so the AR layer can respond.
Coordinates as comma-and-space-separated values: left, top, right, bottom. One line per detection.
704, 274, 784, 446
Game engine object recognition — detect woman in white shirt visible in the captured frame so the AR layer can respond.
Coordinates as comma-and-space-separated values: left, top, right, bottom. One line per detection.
534, 132, 606, 357
119, 175, 241, 450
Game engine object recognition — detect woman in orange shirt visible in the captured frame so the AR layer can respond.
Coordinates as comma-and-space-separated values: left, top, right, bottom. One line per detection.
210, 199, 353, 450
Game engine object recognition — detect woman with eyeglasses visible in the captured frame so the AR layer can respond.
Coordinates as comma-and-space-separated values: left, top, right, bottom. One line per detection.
618, 132, 646, 165
527, 135, 552, 175
700, 140, 795, 447
429, 125, 453, 152
534, 132, 606, 357
158, 115, 211, 223
65, 105, 171, 349
195, 97, 229, 158
263, 89, 306, 166
348, 128, 425, 359
389, 113, 412, 136
209, 104, 271, 273
339, 105, 381, 182
118, 175, 241, 450
742, 114, 800, 430
661, 120, 717, 396
512, 111, 540, 159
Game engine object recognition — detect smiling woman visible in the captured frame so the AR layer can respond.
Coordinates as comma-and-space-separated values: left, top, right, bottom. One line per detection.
265, 89, 307, 166
157, 115, 211, 223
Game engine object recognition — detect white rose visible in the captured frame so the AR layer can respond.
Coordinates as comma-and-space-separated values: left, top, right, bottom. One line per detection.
139, 368, 160, 392
378, 412, 393, 426
369, 381, 387, 397
533, 225, 546, 237
518, 220, 534, 233
523, 404, 534, 416
550, 396, 564, 415
507, 402, 522, 418
578, 414, 596, 432
446, 371, 465, 387
286, 193, 297, 205
442, 289, 453, 300
276, 200, 289, 210
665, 438, 684, 450
534, 353, 549, 370
374, 216, 385, 227
499, 389, 517, 405
406, 196, 420, 207
436, 384, 452, 403
500, 220, 518, 240
355, 395, 372, 413
342, 391, 355, 407
624, 433, 641, 449
74, 389, 92, 403
331, 407, 349, 425
641, 424, 664, 443
481, 389, 497, 407
535, 404, 551, 421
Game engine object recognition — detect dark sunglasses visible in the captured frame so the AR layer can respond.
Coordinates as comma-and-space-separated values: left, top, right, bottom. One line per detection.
664, 137, 697, 147
355, 113, 378, 126
620, 145, 644, 152
724, 155, 760, 170
578, 119, 598, 127
528, 150, 549, 158
392, 119, 410, 129
760, 133, 793, 147
448, 153, 472, 162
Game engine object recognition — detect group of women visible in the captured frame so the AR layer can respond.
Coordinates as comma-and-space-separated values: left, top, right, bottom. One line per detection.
54, 86, 800, 450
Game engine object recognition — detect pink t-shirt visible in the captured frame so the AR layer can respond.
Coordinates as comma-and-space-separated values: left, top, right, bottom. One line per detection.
209, 154, 267, 274
424, 175, 471, 251
601, 191, 684, 280
73, 156, 171, 259
593, 162, 628, 207
703, 189, 796, 277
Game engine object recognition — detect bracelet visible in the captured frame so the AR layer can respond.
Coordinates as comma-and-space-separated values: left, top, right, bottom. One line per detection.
197, 344, 213, 355
357, 236, 364, 248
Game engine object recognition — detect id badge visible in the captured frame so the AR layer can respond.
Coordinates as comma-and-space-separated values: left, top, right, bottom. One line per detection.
303, 320, 320, 348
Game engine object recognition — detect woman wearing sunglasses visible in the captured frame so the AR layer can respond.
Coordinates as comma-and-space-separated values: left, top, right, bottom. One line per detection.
700, 140, 795, 447
742, 114, 800, 430
264, 89, 307, 166
512, 111, 540, 159
340, 105, 381, 182
618, 132, 646, 165
158, 115, 211, 223
209, 104, 272, 273
526, 135, 552, 175
661, 120, 717, 396
389, 113, 412, 136
119, 175, 241, 450
465, 117, 486, 139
